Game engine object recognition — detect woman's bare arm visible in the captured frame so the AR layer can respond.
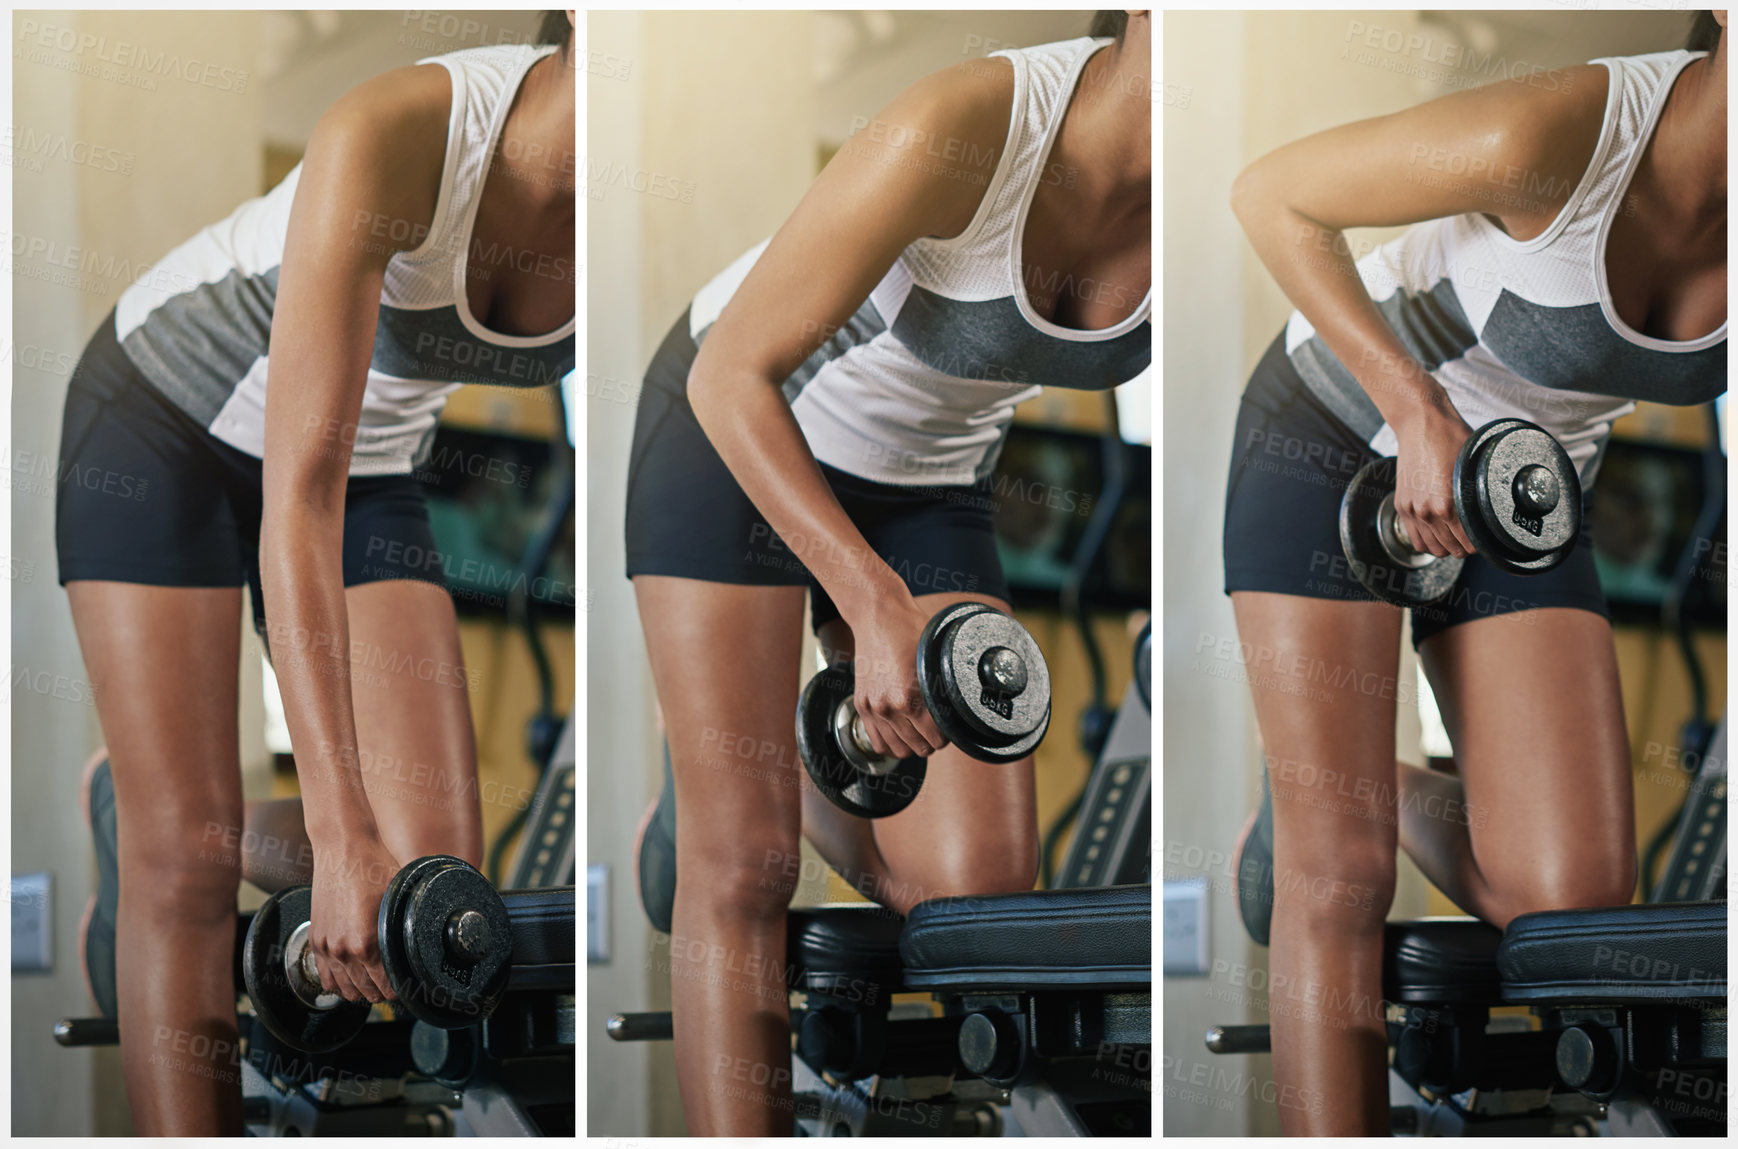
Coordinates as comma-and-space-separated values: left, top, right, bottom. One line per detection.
688, 61, 1015, 758
260, 64, 448, 1001
1230, 65, 1607, 555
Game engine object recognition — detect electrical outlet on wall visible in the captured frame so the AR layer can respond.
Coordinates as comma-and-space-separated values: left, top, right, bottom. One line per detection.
12, 872, 52, 973
1162, 878, 1209, 976
587, 863, 609, 964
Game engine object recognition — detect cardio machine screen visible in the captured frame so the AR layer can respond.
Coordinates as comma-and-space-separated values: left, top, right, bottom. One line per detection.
992, 424, 1152, 614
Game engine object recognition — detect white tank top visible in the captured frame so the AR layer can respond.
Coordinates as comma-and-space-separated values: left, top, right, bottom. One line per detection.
687, 36, 1152, 487
1284, 50, 1726, 487
113, 43, 576, 477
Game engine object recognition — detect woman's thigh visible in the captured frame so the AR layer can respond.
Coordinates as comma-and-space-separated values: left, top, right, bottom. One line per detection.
344, 579, 483, 869
634, 575, 809, 896
65, 582, 247, 883
1418, 607, 1635, 924
1230, 591, 1405, 897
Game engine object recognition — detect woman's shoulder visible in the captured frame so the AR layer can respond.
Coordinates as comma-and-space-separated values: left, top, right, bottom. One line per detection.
1428, 62, 1610, 205
1465, 62, 1610, 143
303, 62, 451, 198
289, 63, 451, 258
318, 62, 452, 149
885, 54, 1017, 158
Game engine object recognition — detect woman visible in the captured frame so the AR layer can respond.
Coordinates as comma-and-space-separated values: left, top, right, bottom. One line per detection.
625, 11, 1150, 1135
1225, 11, 1724, 1134
57, 12, 574, 1134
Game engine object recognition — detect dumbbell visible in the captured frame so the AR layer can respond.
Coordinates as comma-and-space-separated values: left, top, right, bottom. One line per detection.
243, 855, 512, 1053
796, 602, 1051, 819
1339, 418, 1581, 608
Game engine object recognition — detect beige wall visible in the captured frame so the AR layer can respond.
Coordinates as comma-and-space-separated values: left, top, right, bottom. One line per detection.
11, 11, 264, 1135
1161, 13, 1259, 1136
1162, 7, 1701, 1136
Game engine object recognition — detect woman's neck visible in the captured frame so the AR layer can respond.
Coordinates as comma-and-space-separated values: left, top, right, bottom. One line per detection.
1648, 47, 1726, 220
499, 49, 577, 203
1059, 43, 1151, 211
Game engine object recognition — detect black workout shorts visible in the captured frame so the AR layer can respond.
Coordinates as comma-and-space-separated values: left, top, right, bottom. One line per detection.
1222, 332, 1610, 647
624, 308, 1009, 632
55, 310, 446, 638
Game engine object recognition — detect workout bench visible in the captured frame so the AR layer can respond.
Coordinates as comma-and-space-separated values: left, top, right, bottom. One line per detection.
1207, 720, 1728, 1136
53, 720, 579, 1137
610, 671, 1154, 1136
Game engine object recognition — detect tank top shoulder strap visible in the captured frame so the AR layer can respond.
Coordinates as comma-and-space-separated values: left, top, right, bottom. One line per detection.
1570, 50, 1703, 230
906, 36, 1110, 288
402, 43, 557, 266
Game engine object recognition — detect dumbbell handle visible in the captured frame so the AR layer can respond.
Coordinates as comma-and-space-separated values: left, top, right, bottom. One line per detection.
1375, 491, 1434, 569
832, 696, 905, 777
1387, 502, 1416, 554
831, 645, 1030, 771
1382, 462, 1563, 562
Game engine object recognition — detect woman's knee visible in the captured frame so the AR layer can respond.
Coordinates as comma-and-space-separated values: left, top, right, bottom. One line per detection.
124, 829, 243, 922
679, 825, 803, 924
1273, 831, 1398, 934
119, 791, 245, 920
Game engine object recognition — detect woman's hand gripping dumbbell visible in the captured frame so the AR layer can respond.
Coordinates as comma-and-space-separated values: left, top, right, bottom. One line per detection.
796, 603, 1051, 818
1339, 418, 1582, 608
242, 855, 512, 1053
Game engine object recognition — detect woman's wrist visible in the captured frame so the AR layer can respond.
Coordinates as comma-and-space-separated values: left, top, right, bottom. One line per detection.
834, 563, 914, 632
306, 805, 381, 859
1374, 371, 1454, 439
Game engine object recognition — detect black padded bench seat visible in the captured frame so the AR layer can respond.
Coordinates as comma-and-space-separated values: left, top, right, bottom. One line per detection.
1384, 917, 1504, 1004
787, 904, 906, 996
1382, 903, 1728, 1007
1498, 901, 1727, 1004
899, 884, 1152, 991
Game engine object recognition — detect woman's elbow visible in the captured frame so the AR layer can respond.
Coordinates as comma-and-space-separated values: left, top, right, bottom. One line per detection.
1228, 161, 1266, 225
685, 353, 747, 430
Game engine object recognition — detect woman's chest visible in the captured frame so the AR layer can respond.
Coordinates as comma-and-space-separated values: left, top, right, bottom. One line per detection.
465, 184, 577, 338
1020, 177, 1150, 331
1604, 195, 1726, 343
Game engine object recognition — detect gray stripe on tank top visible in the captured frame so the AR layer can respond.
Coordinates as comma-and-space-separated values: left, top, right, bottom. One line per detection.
891, 286, 1150, 391
118, 266, 280, 426
1292, 284, 1728, 438
374, 304, 574, 390
120, 267, 575, 426
690, 296, 888, 402
1289, 280, 1478, 441
1479, 293, 1726, 405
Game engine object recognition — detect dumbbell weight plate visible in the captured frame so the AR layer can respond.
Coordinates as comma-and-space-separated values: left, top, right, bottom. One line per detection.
918, 603, 1051, 763
378, 854, 450, 1023
399, 858, 513, 1029
242, 885, 370, 1053
1453, 419, 1580, 574
381, 855, 512, 1030
1338, 456, 1464, 607
796, 666, 926, 819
